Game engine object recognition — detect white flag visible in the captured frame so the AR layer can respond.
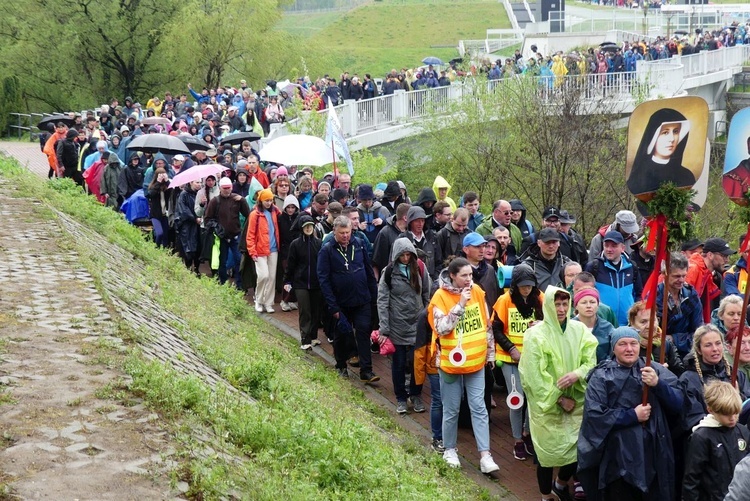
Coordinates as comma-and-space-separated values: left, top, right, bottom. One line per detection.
325, 98, 354, 176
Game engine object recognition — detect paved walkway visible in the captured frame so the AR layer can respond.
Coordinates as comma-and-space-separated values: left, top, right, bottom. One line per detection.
1, 139, 541, 500
0, 176, 185, 499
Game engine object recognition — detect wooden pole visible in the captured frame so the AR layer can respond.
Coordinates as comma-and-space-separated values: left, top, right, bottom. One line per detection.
642, 231, 665, 406
732, 264, 750, 385
659, 251, 670, 365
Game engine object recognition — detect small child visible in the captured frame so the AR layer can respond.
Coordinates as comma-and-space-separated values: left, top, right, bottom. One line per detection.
683, 380, 750, 501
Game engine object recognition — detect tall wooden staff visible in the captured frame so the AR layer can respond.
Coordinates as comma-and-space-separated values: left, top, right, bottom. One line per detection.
732, 225, 750, 386
641, 215, 669, 405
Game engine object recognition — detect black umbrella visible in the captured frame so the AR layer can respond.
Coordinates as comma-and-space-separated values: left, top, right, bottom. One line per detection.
37, 114, 75, 130
126, 133, 191, 155
178, 134, 212, 152
219, 131, 262, 146
674, 30, 689, 35
600, 44, 619, 53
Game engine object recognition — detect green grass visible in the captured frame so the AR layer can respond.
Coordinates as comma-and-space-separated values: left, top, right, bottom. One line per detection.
0, 156, 494, 500
281, 0, 510, 75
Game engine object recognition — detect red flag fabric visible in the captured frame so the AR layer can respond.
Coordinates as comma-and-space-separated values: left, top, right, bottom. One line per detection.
642, 215, 668, 309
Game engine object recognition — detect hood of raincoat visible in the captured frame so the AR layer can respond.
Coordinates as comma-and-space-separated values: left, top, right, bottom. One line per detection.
540, 285, 571, 335
283, 194, 299, 210
245, 177, 264, 204
432, 175, 451, 196
390, 237, 417, 263
415, 187, 437, 207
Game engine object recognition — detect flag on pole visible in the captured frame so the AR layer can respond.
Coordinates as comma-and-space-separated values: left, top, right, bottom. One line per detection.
325, 98, 354, 176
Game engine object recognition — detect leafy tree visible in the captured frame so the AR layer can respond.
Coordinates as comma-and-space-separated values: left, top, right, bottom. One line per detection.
0, 0, 181, 110
415, 76, 633, 237
158, 0, 294, 91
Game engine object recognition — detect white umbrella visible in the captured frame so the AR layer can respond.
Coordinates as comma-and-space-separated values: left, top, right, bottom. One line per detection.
259, 134, 339, 167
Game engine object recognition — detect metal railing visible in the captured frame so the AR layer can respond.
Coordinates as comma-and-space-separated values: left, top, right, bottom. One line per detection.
8, 112, 47, 140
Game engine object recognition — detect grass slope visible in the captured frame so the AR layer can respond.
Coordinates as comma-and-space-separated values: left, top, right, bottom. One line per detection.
0, 156, 496, 500
281, 0, 511, 76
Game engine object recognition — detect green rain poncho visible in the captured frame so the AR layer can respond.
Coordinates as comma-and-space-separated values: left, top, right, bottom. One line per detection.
518, 285, 598, 467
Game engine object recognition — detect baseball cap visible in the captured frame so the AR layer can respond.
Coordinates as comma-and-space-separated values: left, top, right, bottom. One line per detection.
603, 230, 624, 244
615, 210, 639, 234
703, 238, 736, 256
680, 239, 703, 252
559, 210, 576, 224
219, 177, 232, 188
463, 232, 486, 247
542, 206, 560, 220
538, 228, 561, 242
172, 154, 185, 162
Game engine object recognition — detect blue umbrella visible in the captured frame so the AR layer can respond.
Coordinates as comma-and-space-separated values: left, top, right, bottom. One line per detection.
422, 56, 444, 66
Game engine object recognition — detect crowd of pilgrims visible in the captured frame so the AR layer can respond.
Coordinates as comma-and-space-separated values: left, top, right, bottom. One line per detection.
37, 90, 750, 499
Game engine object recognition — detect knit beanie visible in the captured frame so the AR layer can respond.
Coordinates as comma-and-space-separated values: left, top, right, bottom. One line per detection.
257, 189, 273, 202
610, 326, 639, 348
574, 288, 600, 306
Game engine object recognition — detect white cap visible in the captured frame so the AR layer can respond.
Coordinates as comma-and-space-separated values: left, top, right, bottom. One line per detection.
219, 177, 232, 187
173, 154, 185, 162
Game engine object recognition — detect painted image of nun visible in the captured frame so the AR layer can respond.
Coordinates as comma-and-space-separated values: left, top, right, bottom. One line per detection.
723, 136, 750, 202
626, 108, 696, 197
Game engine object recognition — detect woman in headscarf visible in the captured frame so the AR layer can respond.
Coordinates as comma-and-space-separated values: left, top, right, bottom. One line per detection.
627, 108, 695, 197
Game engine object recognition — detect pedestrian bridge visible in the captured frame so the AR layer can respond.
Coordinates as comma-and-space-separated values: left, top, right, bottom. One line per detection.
271, 44, 750, 152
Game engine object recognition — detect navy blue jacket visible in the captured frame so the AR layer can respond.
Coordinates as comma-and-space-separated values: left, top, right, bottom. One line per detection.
317, 236, 377, 315
655, 283, 703, 357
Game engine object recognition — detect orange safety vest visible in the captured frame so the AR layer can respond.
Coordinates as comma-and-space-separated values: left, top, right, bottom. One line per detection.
428, 285, 488, 374
725, 264, 748, 294
491, 292, 544, 364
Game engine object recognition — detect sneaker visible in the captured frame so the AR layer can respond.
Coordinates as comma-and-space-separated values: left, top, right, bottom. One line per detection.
522, 434, 536, 456
311, 339, 321, 347
513, 441, 528, 461
431, 439, 445, 453
396, 401, 407, 414
410, 396, 425, 413
359, 371, 380, 384
347, 356, 360, 367
280, 301, 292, 312
264, 304, 275, 313
479, 454, 500, 474
443, 448, 460, 468
336, 367, 349, 378
254, 302, 263, 313
574, 481, 586, 500
552, 484, 573, 501
300, 344, 312, 350
289, 302, 299, 310
327, 337, 334, 343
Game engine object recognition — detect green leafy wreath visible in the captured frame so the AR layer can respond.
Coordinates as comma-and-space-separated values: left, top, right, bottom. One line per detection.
644, 182, 696, 252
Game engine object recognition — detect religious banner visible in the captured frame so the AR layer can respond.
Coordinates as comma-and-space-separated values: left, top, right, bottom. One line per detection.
626, 96, 709, 202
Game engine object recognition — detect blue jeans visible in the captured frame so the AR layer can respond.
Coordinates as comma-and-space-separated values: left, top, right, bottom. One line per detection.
500, 363, 529, 440
440, 368, 490, 452
428, 373, 442, 440
391, 344, 418, 402
219, 236, 242, 290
